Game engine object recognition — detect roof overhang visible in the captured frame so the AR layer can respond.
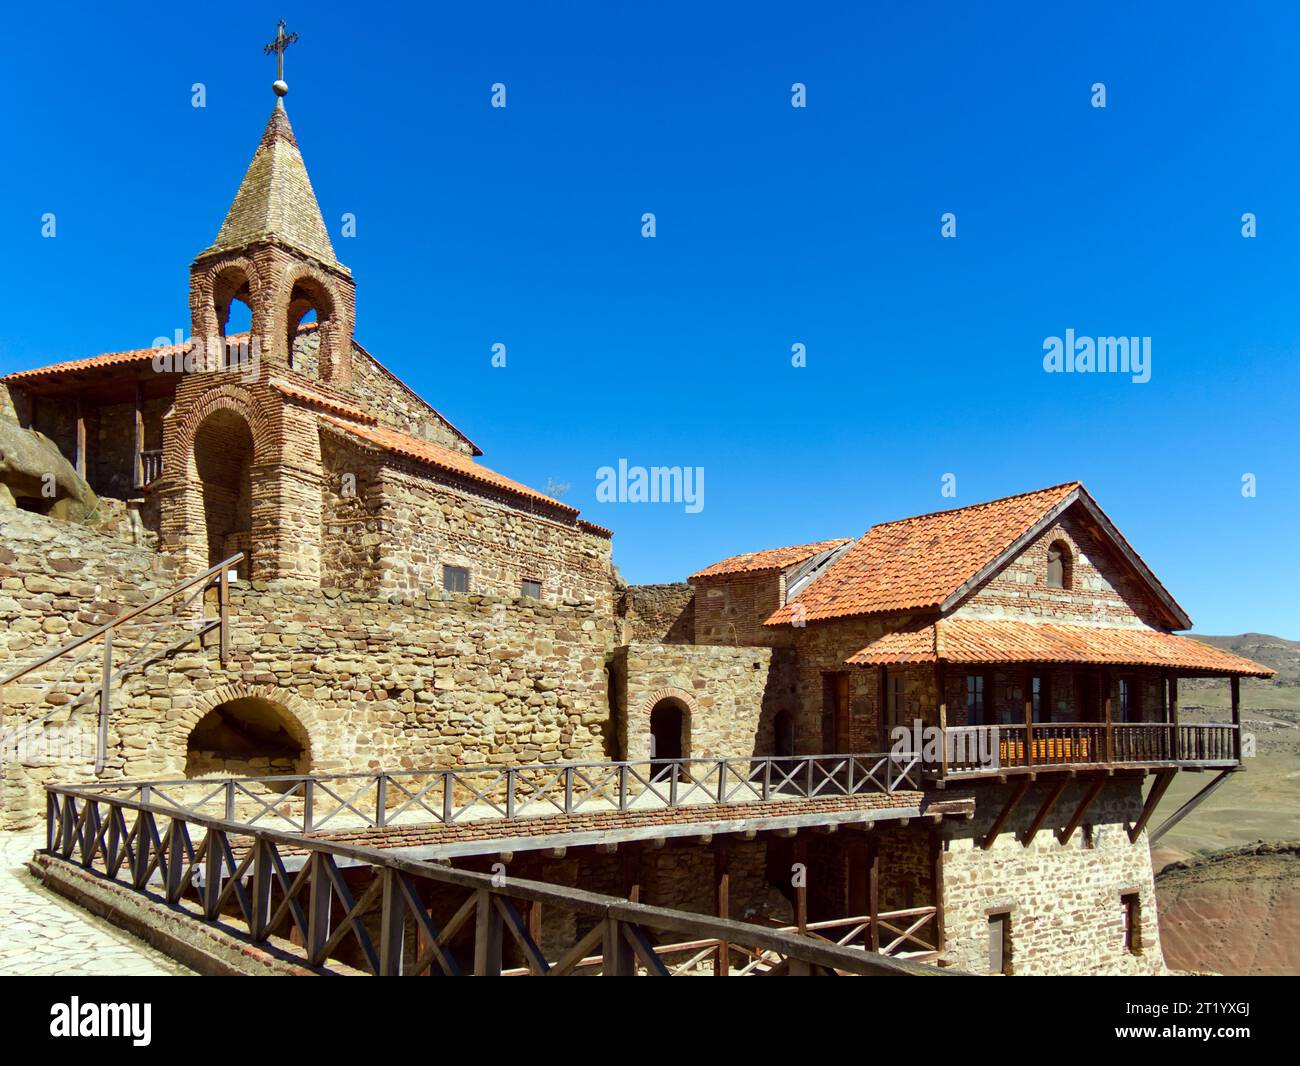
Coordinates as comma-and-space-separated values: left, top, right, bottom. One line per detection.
846, 618, 1274, 677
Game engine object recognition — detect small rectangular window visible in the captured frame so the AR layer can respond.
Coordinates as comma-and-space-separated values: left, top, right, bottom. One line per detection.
1031, 675, 1050, 723
1122, 891, 1142, 954
442, 565, 469, 594
966, 674, 986, 725
521, 578, 542, 599
988, 911, 1012, 975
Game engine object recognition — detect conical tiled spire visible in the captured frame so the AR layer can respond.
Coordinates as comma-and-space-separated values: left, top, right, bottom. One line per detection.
201, 102, 341, 269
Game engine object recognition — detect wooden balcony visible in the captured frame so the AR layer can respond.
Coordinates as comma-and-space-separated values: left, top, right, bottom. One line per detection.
933, 720, 1239, 780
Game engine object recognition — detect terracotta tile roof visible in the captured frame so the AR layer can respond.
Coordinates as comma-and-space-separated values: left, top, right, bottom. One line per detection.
767, 483, 1085, 625
2, 343, 177, 381
846, 618, 1275, 677
319, 414, 583, 519
688, 538, 852, 581
269, 377, 378, 423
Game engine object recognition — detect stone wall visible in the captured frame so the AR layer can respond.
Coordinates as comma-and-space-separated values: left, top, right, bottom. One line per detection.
953, 509, 1170, 629
347, 342, 476, 454
0, 507, 617, 829
939, 778, 1165, 975
327, 445, 614, 609
617, 583, 694, 644
613, 642, 794, 761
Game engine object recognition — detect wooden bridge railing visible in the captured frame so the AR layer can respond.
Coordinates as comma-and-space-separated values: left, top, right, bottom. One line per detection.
66, 751, 924, 833
934, 721, 1238, 777
0, 553, 243, 774
41, 783, 951, 977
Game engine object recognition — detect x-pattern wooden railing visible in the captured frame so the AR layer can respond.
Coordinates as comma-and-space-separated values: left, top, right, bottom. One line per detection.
42, 783, 950, 977
0, 553, 243, 773
70, 752, 924, 833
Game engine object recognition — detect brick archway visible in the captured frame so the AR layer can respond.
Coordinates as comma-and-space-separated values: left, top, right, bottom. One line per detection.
274, 262, 352, 385
161, 386, 277, 579
638, 687, 696, 763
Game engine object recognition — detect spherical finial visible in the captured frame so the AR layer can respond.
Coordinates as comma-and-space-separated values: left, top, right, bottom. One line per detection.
273, 79, 289, 97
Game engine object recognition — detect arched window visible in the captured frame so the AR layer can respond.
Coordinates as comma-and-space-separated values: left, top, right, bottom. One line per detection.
1046, 540, 1073, 590
284, 273, 339, 381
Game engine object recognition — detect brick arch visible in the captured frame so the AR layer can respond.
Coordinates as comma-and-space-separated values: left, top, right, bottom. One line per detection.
273, 262, 352, 385
172, 385, 275, 478
641, 687, 695, 762
639, 687, 697, 719
191, 256, 267, 343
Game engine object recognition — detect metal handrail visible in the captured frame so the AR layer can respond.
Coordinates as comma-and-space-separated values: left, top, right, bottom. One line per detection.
0, 552, 245, 687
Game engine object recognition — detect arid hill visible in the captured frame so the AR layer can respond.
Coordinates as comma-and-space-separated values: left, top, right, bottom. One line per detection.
1155, 842, 1300, 976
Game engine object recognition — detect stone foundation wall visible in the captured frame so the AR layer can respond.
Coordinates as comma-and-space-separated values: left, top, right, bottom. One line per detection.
939, 777, 1165, 975
0, 507, 618, 829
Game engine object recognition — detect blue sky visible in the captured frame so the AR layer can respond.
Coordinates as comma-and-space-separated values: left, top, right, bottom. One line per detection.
1, 2, 1297, 636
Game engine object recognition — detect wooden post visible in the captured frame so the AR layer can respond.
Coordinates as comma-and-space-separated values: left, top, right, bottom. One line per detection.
847, 831, 868, 934
793, 835, 808, 935
1169, 675, 1180, 759
866, 831, 880, 953
879, 665, 888, 751
132, 381, 145, 490
96, 628, 112, 775
936, 660, 949, 780
929, 826, 945, 954
474, 889, 503, 976
1102, 669, 1114, 764
715, 842, 730, 976
74, 398, 86, 479
217, 563, 229, 664
378, 868, 406, 976
1023, 667, 1034, 767
1230, 675, 1241, 762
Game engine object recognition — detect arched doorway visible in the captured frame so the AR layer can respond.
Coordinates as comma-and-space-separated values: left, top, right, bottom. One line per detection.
193, 408, 254, 571
649, 698, 687, 765
773, 709, 795, 758
185, 696, 309, 784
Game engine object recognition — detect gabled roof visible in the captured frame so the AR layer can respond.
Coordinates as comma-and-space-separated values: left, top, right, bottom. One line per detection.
688, 538, 852, 581
199, 103, 341, 270
318, 415, 608, 534
765, 482, 1191, 630
845, 618, 1275, 677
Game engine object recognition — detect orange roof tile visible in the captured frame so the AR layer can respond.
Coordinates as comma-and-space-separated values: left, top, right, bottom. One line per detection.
319, 415, 585, 520
767, 483, 1091, 625
846, 618, 1274, 677
269, 377, 378, 423
689, 538, 852, 581
2, 343, 180, 381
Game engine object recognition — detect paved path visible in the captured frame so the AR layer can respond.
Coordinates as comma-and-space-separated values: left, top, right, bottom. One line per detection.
0, 830, 192, 976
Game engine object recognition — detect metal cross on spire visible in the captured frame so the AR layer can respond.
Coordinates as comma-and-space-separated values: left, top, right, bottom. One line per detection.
263, 19, 299, 98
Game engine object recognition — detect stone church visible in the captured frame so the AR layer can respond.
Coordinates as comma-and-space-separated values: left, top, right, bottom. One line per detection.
0, 76, 1272, 975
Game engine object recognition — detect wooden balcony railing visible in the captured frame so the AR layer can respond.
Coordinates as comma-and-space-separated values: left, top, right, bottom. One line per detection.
935, 721, 1238, 778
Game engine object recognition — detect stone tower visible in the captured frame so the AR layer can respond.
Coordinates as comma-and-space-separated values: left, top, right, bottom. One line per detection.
156, 95, 350, 587
188, 100, 356, 385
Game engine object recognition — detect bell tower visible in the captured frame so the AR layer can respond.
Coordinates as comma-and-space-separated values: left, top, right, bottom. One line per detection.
188, 21, 355, 386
